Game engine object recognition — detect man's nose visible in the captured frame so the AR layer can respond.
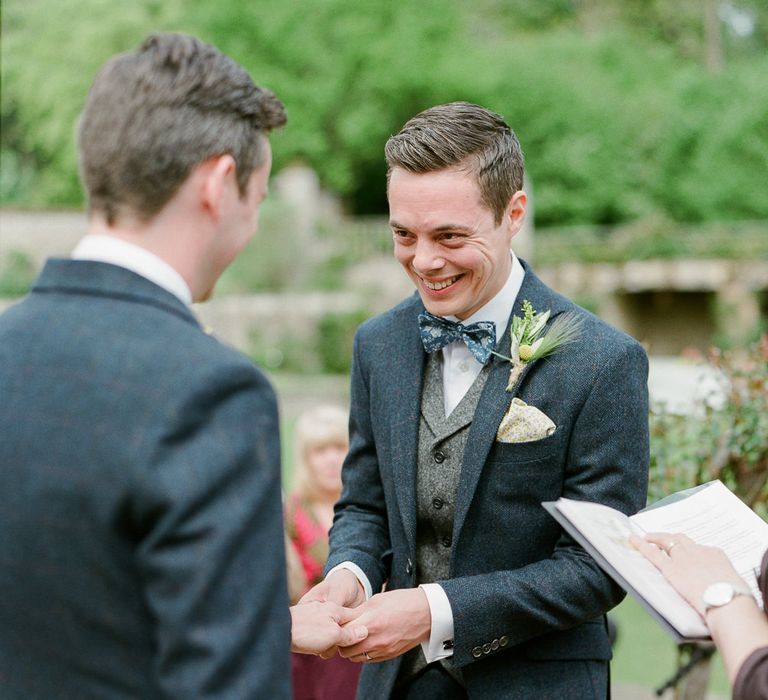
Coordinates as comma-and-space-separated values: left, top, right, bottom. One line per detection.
412, 240, 445, 273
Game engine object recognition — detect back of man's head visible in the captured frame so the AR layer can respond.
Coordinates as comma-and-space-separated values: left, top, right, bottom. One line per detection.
384, 101, 524, 225
78, 33, 286, 225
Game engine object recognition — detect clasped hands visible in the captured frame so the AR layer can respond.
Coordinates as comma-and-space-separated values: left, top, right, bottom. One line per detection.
291, 568, 431, 663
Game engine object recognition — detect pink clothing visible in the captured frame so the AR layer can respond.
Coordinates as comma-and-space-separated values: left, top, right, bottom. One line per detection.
285, 493, 361, 700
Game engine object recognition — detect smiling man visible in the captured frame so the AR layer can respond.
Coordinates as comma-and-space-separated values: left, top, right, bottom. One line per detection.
300, 102, 650, 699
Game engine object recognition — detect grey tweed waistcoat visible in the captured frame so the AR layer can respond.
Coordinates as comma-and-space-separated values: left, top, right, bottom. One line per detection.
396, 351, 491, 689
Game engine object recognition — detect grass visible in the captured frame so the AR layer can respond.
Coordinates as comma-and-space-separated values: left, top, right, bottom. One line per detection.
611, 595, 729, 695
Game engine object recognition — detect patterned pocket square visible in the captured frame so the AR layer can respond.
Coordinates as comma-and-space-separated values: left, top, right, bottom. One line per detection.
496, 398, 556, 444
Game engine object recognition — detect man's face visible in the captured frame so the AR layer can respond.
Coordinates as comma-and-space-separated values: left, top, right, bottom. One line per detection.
388, 166, 524, 320
200, 140, 272, 301
231, 139, 272, 260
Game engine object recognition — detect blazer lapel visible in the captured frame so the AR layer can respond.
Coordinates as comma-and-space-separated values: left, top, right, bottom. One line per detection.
451, 262, 569, 553
388, 300, 426, 554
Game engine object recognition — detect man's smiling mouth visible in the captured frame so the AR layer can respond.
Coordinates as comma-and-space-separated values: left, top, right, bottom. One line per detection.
422, 275, 460, 291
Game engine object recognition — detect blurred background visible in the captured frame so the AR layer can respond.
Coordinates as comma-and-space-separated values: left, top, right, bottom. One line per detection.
2, 2, 767, 698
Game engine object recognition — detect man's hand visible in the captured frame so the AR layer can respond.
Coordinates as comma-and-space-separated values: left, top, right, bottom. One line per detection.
337, 588, 431, 663
298, 568, 366, 609
290, 601, 368, 657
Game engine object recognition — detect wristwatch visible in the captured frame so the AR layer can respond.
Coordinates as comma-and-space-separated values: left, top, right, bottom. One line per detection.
701, 581, 752, 613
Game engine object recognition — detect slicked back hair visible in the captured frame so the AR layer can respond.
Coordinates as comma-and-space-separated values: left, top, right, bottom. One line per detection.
384, 102, 524, 225
78, 33, 287, 224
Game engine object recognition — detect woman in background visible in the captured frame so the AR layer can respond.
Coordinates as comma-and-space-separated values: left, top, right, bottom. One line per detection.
285, 405, 361, 700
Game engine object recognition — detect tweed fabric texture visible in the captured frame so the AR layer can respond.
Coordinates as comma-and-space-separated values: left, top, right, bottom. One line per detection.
0, 260, 292, 699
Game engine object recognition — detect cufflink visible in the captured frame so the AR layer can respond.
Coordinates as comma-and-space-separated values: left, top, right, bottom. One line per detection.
442, 639, 454, 651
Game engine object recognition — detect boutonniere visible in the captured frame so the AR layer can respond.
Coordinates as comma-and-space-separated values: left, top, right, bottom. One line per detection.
492, 300, 583, 391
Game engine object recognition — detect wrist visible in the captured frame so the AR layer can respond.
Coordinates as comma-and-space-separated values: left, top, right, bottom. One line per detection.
702, 581, 753, 617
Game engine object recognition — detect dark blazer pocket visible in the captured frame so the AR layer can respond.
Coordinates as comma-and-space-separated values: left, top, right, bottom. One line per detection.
521, 620, 612, 661
489, 425, 565, 465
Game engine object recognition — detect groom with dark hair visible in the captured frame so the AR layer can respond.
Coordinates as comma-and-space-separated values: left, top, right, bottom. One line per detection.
301, 102, 650, 699
0, 33, 364, 699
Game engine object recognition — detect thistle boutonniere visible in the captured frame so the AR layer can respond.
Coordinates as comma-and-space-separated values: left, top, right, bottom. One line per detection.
493, 300, 583, 391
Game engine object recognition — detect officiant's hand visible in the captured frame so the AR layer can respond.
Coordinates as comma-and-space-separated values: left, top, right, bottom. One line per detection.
290, 601, 368, 657
299, 568, 366, 609
631, 532, 748, 616
337, 588, 431, 663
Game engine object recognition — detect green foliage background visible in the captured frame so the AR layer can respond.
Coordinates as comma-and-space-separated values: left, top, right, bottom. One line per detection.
2, 0, 767, 226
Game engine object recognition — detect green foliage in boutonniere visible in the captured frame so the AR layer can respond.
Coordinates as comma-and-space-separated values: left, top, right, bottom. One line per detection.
493, 300, 583, 391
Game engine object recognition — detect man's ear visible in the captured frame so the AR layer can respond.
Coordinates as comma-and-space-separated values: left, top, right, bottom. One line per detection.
200, 154, 237, 220
506, 190, 528, 238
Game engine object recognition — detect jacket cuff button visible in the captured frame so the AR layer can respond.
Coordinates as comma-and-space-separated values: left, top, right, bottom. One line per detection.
471, 646, 483, 658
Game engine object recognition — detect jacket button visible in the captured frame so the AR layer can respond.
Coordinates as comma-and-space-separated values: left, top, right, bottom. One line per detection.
482, 643, 491, 654
499, 635, 509, 647
441, 535, 452, 548
432, 497, 444, 510
405, 558, 413, 575
433, 450, 446, 463
491, 639, 500, 651
472, 646, 483, 658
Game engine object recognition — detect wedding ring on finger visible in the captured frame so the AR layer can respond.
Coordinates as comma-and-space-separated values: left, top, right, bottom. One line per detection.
666, 540, 678, 555
363, 651, 372, 661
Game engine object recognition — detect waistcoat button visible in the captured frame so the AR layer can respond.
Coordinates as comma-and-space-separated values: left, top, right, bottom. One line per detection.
432, 497, 444, 510
433, 450, 446, 463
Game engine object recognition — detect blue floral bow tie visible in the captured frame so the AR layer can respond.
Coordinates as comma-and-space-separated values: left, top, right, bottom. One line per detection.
418, 311, 497, 365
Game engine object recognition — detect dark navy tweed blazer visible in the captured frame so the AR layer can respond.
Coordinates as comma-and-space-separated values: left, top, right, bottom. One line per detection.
0, 260, 291, 699
326, 260, 650, 700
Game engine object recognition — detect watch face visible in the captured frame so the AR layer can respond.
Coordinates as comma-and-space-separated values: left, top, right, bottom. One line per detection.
703, 582, 734, 607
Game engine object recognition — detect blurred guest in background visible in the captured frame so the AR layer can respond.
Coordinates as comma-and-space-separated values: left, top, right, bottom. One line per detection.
286, 405, 362, 700
634, 533, 768, 700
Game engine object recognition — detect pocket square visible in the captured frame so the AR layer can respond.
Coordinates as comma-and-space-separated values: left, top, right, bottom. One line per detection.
496, 398, 556, 444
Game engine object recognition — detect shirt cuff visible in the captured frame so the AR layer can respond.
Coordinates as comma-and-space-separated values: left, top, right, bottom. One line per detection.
419, 583, 454, 661
326, 561, 372, 600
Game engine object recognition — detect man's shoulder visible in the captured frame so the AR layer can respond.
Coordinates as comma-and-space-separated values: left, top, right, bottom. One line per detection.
525, 269, 645, 361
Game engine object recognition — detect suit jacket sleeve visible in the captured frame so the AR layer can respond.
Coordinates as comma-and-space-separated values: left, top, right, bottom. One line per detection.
442, 339, 650, 667
134, 362, 291, 698
325, 331, 391, 594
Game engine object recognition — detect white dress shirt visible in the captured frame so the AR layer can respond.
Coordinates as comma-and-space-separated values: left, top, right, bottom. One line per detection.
332, 254, 525, 663
71, 234, 192, 306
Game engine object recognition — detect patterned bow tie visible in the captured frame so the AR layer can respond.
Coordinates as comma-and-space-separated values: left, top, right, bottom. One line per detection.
418, 311, 497, 365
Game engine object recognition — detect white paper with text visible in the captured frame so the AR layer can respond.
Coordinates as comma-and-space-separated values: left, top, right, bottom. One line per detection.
551, 481, 768, 640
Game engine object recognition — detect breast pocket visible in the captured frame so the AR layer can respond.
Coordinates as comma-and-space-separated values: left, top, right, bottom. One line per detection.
489, 425, 566, 466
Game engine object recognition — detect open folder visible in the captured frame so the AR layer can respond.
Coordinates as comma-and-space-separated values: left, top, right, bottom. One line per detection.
543, 480, 768, 643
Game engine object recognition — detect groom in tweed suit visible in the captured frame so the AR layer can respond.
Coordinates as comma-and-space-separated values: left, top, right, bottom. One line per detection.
301, 102, 649, 699
0, 33, 366, 699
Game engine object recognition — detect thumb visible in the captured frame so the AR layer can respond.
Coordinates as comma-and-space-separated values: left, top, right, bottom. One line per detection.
335, 604, 364, 626
337, 623, 368, 647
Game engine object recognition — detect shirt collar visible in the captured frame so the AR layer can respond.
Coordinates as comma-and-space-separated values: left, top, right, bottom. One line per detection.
445, 253, 525, 344
71, 234, 193, 306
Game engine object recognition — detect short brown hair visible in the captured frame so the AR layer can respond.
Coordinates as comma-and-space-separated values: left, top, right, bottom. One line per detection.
384, 102, 524, 224
78, 33, 287, 224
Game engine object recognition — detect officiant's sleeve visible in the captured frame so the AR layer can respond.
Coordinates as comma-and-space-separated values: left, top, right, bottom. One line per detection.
733, 549, 768, 700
